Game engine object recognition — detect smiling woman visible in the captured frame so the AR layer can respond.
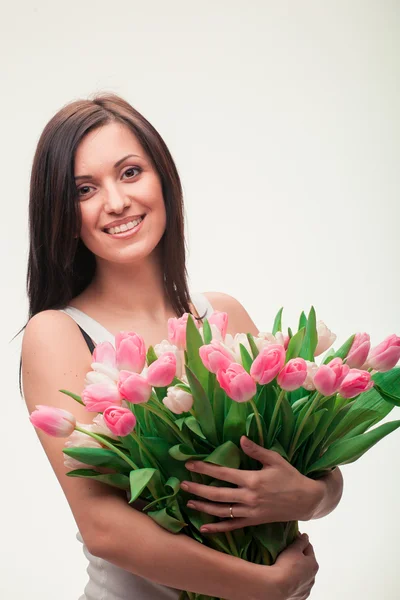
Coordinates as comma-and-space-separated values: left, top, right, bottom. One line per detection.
20, 92, 320, 600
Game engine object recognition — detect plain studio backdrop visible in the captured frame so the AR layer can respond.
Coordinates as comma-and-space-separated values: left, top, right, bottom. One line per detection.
1, 1, 399, 599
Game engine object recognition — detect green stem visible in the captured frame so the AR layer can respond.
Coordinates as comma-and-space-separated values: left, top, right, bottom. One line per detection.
130, 431, 159, 470
225, 531, 239, 557
268, 389, 286, 446
249, 397, 264, 446
287, 392, 323, 461
145, 403, 186, 442
75, 426, 139, 470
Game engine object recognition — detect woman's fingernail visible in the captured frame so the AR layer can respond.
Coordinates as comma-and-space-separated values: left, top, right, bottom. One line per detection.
200, 527, 209, 533
186, 462, 194, 470
181, 482, 189, 491
187, 501, 196, 508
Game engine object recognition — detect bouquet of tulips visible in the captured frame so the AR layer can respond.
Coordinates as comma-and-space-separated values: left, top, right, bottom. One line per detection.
30, 306, 400, 600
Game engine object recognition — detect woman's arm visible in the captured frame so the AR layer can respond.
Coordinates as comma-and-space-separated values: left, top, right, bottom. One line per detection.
21, 311, 285, 600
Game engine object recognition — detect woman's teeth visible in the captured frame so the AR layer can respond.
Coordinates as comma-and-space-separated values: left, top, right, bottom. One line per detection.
105, 216, 143, 235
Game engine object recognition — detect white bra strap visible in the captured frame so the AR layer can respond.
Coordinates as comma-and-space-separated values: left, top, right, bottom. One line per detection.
191, 292, 214, 319
58, 307, 115, 346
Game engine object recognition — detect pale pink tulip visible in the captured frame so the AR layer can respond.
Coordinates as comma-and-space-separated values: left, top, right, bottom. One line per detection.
163, 386, 194, 414
91, 414, 119, 439
208, 311, 229, 339
315, 320, 337, 357
302, 360, 319, 391
64, 456, 95, 470
275, 331, 290, 350
277, 358, 308, 391
82, 381, 122, 412
64, 426, 102, 448
103, 406, 137, 436
217, 363, 257, 403
199, 323, 224, 343
313, 358, 350, 396
30, 406, 76, 437
117, 370, 152, 404
168, 313, 200, 350
84, 370, 114, 386
346, 333, 371, 369
250, 344, 286, 385
146, 352, 177, 387
93, 341, 116, 367
199, 340, 235, 373
115, 331, 146, 373
366, 334, 400, 372
154, 340, 183, 378
338, 369, 374, 399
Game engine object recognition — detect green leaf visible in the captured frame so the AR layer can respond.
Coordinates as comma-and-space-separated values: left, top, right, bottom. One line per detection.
307, 420, 400, 473
298, 311, 307, 332
143, 477, 181, 512
202, 318, 213, 345
146, 345, 158, 365
213, 381, 226, 442
251, 522, 288, 562
147, 507, 187, 533
186, 313, 209, 391
185, 365, 218, 446
272, 307, 284, 335
246, 333, 260, 359
145, 437, 188, 480
372, 368, 400, 405
276, 394, 295, 450
223, 400, 249, 446
322, 334, 355, 364
183, 415, 207, 440
298, 306, 318, 361
62, 447, 131, 471
340, 386, 396, 439
285, 328, 305, 362
169, 444, 208, 461
58, 389, 84, 406
128, 468, 163, 504
66, 469, 130, 490
293, 409, 328, 454
239, 343, 253, 373
204, 441, 241, 469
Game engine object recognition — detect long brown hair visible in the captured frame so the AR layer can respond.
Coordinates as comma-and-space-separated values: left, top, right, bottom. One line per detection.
17, 92, 206, 390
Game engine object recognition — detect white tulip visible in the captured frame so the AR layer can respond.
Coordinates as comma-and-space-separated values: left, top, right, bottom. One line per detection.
163, 386, 194, 414
315, 321, 337, 357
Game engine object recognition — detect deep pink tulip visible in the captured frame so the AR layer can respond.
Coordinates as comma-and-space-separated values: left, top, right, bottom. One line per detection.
82, 381, 122, 412
217, 363, 257, 403
168, 313, 200, 350
103, 406, 137, 436
208, 311, 229, 339
147, 352, 177, 387
346, 333, 371, 369
277, 358, 308, 391
115, 331, 146, 373
92, 341, 116, 367
338, 369, 374, 399
30, 405, 76, 437
367, 334, 400, 372
199, 340, 235, 374
117, 370, 152, 404
313, 357, 350, 396
250, 344, 286, 385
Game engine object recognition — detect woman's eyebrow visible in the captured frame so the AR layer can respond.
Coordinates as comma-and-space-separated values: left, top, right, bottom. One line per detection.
74, 154, 142, 180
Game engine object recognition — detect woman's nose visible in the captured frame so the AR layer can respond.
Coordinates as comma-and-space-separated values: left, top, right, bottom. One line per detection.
104, 187, 131, 213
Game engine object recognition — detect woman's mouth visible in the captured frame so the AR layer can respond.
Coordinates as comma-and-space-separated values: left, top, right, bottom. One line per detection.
104, 214, 146, 238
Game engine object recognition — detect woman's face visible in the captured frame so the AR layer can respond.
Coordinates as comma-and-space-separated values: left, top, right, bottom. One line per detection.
74, 122, 166, 265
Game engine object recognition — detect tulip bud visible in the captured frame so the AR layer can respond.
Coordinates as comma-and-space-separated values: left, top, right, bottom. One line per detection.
103, 406, 137, 436
250, 344, 286, 385
346, 333, 371, 369
338, 369, 374, 399
117, 371, 152, 404
277, 358, 308, 391
146, 352, 177, 387
199, 340, 235, 373
217, 363, 257, 403
30, 405, 76, 438
313, 357, 350, 397
82, 381, 122, 412
315, 320, 337, 357
366, 334, 400, 372
163, 386, 194, 414
115, 331, 146, 373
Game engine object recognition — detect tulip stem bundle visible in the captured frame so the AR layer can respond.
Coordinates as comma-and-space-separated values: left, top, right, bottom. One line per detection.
249, 397, 264, 446
75, 426, 139, 471
267, 389, 286, 447
287, 393, 323, 462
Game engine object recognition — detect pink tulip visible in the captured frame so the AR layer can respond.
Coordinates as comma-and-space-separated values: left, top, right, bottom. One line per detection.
366, 334, 400, 372
277, 358, 308, 391
199, 340, 235, 374
82, 381, 122, 412
115, 331, 146, 373
313, 357, 350, 396
338, 369, 374, 399
117, 370, 152, 404
250, 344, 286, 385
346, 333, 371, 369
93, 341, 117, 367
217, 363, 257, 403
208, 311, 229, 339
30, 405, 76, 437
146, 352, 177, 387
103, 406, 137, 436
168, 313, 200, 350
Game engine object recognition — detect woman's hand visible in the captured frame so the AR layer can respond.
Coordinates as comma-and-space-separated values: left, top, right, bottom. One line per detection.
270, 533, 319, 600
180, 436, 323, 533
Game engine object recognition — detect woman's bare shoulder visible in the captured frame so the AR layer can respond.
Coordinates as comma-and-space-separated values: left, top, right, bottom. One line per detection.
202, 291, 260, 336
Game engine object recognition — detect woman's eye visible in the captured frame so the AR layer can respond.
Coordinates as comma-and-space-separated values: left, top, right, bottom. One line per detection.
122, 166, 141, 179
77, 185, 93, 197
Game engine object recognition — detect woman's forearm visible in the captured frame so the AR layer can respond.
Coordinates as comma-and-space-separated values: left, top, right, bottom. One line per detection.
308, 466, 344, 520
88, 494, 278, 600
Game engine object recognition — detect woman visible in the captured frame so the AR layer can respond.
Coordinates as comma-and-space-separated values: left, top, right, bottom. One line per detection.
21, 93, 338, 599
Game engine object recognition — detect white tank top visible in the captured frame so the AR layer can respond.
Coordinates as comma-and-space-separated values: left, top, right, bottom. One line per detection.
59, 291, 214, 599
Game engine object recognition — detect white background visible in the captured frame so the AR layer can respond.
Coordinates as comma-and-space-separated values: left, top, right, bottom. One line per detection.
2, 1, 399, 598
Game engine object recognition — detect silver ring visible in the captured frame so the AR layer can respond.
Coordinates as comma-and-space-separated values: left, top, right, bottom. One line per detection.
229, 504, 234, 519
